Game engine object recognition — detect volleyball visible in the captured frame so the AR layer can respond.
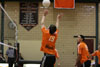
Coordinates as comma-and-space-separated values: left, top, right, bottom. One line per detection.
42, 0, 51, 8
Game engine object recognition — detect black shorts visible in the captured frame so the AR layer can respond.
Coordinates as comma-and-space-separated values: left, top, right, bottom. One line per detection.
83, 60, 91, 67
40, 53, 56, 67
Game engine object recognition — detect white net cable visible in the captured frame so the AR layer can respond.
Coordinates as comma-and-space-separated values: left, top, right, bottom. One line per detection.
0, 42, 17, 49
0, 4, 18, 43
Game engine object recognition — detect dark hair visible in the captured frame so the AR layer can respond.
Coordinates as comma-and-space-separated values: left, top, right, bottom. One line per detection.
80, 35, 85, 41
8, 43, 12, 46
49, 24, 57, 35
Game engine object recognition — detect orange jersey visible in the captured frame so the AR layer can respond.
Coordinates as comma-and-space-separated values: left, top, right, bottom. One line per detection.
78, 41, 90, 64
40, 26, 58, 55
92, 50, 100, 64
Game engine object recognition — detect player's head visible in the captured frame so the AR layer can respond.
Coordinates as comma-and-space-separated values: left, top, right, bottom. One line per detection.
8, 43, 12, 49
78, 35, 85, 42
8, 43, 12, 46
49, 24, 57, 35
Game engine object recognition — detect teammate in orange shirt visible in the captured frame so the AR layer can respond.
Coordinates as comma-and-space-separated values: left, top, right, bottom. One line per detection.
40, 9, 62, 67
75, 35, 91, 67
91, 44, 100, 67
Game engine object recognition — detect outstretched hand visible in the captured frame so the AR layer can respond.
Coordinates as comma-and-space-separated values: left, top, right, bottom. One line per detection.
57, 63, 60, 67
57, 13, 63, 19
44, 9, 48, 16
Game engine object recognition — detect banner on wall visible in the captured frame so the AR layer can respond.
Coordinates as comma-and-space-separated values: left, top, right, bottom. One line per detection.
20, 2, 38, 31
54, 0, 75, 9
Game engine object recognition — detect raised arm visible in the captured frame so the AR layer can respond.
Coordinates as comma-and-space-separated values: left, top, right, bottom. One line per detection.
41, 9, 48, 28
56, 13, 63, 29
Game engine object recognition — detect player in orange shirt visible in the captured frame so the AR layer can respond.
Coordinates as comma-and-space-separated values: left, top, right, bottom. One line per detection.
91, 44, 100, 67
40, 9, 62, 67
75, 35, 91, 67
